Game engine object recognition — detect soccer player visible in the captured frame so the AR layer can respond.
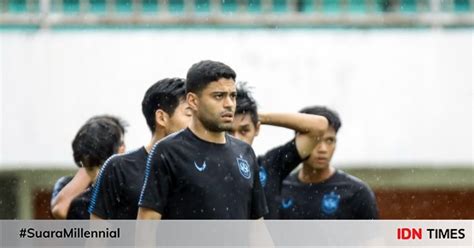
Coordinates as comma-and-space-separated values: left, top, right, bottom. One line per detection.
137, 60, 268, 219
279, 106, 379, 219
58, 115, 126, 219
50, 115, 126, 219
89, 78, 192, 219
229, 83, 328, 219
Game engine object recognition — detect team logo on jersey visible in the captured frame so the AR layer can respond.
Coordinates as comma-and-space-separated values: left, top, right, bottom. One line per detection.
281, 198, 294, 209
321, 191, 340, 215
236, 155, 251, 179
259, 166, 267, 187
194, 161, 207, 172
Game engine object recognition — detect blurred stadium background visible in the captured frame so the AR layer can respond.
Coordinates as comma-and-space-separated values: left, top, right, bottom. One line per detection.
0, 0, 473, 219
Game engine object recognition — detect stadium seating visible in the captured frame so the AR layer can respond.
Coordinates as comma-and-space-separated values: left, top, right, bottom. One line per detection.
2, 0, 471, 14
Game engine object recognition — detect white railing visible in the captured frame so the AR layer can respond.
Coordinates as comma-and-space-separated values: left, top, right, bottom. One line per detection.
0, 0, 473, 28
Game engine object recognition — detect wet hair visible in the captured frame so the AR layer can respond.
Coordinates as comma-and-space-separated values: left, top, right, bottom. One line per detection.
87, 114, 128, 135
72, 115, 126, 168
235, 82, 258, 126
141, 78, 186, 133
186, 60, 236, 94
299, 106, 342, 133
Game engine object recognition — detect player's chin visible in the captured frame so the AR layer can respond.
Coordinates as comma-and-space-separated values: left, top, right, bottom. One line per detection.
309, 162, 329, 170
218, 122, 234, 132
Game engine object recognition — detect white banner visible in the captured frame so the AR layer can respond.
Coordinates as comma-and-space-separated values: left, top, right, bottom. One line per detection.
1, 31, 472, 167
0, 220, 472, 247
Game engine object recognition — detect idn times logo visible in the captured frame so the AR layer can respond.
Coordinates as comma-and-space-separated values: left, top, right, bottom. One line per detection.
397, 228, 465, 240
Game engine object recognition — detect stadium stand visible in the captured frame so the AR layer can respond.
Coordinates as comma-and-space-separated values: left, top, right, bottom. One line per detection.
0, 0, 472, 28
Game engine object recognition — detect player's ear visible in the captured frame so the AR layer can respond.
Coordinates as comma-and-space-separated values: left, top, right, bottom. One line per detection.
117, 141, 126, 154
254, 121, 261, 137
187, 92, 198, 111
118, 144, 126, 154
155, 109, 168, 128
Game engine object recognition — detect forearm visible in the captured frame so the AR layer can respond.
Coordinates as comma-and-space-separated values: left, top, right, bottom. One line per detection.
51, 168, 92, 219
90, 213, 105, 220
259, 112, 329, 159
137, 207, 162, 220
259, 112, 328, 135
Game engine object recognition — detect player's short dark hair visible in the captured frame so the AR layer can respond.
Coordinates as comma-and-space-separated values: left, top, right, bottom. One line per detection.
235, 82, 259, 126
299, 106, 342, 133
72, 115, 125, 168
142, 78, 186, 133
87, 114, 128, 135
186, 60, 236, 94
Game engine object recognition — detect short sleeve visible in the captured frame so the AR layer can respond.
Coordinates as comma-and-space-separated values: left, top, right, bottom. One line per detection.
352, 186, 379, 219
88, 156, 121, 219
249, 148, 269, 219
259, 139, 303, 181
138, 143, 172, 215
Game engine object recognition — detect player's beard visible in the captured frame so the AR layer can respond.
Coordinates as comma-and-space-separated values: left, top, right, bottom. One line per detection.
198, 110, 233, 133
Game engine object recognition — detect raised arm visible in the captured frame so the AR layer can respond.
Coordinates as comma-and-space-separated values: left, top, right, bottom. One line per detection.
259, 112, 328, 159
51, 168, 92, 219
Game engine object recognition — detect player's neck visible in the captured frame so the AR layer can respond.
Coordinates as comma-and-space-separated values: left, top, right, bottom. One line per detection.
87, 167, 100, 185
145, 130, 166, 153
298, 165, 335, 184
189, 119, 226, 144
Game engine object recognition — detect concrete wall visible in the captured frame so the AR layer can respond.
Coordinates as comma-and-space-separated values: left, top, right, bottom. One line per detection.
2, 167, 473, 219
1, 30, 472, 169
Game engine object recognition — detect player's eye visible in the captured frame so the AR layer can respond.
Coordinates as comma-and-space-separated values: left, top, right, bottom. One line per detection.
325, 138, 335, 145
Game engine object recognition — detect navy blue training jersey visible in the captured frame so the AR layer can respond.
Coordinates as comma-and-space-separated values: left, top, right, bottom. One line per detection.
257, 139, 303, 219
139, 128, 268, 219
280, 170, 379, 219
89, 147, 148, 219
67, 187, 92, 219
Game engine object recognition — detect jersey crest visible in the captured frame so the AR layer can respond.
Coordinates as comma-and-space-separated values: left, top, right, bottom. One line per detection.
321, 191, 340, 215
236, 155, 251, 179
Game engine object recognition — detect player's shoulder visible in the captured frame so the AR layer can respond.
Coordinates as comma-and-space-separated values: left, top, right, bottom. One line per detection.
144, 129, 188, 161
259, 139, 297, 162
227, 134, 258, 159
226, 133, 253, 149
336, 170, 373, 191
153, 128, 188, 148
93, 148, 145, 184
282, 171, 300, 185
105, 147, 146, 169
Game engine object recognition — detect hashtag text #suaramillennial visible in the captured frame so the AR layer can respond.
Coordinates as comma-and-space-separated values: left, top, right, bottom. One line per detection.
21, 228, 120, 239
